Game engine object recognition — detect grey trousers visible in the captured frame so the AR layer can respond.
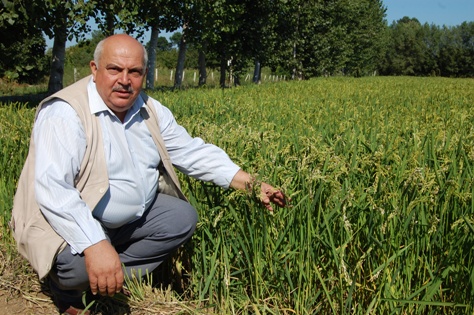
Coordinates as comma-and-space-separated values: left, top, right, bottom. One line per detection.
49, 193, 198, 294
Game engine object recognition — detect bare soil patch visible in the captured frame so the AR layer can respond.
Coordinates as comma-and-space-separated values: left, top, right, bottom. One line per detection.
0, 287, 56, 314
0, 249, 201, 314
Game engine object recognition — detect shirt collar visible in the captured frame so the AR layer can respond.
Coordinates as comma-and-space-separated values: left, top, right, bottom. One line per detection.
87, 78, 144, 123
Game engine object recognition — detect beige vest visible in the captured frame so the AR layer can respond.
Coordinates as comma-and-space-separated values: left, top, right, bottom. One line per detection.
10, 75, 186, 279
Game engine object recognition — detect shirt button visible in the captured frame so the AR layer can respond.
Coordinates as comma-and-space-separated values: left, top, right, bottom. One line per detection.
99, 188, 105, 193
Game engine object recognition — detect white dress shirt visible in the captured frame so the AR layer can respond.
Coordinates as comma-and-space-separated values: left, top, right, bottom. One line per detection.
34, 79, 240, 254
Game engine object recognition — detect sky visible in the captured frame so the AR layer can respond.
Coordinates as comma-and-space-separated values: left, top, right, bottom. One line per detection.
383, 0, 474, 26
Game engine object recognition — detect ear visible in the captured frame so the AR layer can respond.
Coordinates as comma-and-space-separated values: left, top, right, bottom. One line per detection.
90, 60, 98, 81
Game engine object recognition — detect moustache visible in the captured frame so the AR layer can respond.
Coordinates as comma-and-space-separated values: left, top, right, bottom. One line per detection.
112, 86, 134, 93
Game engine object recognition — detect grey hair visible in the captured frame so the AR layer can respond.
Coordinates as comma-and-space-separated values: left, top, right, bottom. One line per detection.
93, 35, 148, 68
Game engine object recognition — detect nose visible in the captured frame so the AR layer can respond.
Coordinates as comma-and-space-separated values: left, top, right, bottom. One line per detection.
118, 70, 131, 84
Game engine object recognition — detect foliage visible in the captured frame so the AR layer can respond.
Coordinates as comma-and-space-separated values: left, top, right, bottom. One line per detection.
16, 0, 96, 93
169, 32, 182, 48
380, 19, 474, 77
0, 0, 48, 83
1, 0, 473, 89
156, 36, 173, 51
65, 30, 105, 67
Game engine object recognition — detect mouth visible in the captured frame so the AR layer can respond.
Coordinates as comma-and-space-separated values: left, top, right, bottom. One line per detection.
112, 86, 133, 97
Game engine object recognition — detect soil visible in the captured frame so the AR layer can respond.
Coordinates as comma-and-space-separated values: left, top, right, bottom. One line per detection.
0, 283, 57, 314
0, 267, 194, 315
0, 248, 61, 314
0, 241, 196, 314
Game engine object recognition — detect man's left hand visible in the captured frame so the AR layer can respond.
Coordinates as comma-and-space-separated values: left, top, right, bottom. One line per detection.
260, 182, 289, 212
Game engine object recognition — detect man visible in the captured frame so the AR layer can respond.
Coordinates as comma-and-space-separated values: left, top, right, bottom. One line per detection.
10, 34, 287, 314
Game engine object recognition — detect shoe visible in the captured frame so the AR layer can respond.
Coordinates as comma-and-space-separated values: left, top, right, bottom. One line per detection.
46, 275, 93, 315
61, 305, 91, 315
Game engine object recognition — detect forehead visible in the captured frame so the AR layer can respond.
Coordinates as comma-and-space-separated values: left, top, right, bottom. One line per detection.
101, 41, 144, 67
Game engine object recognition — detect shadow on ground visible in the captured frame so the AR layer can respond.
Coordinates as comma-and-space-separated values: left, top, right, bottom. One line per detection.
0, 93, 50, 108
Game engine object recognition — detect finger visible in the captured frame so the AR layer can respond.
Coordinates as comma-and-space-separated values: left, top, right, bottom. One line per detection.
107, 276, 117, 296
268, 190, 286, 205
275, 191, 291, 204
97, 277, 108, 296
115, 270, 124, 294
89, 276, 99, 295
265, 204, 274, 212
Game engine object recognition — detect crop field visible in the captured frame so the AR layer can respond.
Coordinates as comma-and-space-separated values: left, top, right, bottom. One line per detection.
1, 76, 474, 314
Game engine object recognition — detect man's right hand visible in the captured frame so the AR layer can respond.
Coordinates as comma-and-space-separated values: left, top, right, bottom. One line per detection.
83, 240, 124, 296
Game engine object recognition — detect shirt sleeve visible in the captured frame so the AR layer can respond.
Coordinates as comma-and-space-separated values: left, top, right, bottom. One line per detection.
153, 99, 241, 189
34, 100, 106, 255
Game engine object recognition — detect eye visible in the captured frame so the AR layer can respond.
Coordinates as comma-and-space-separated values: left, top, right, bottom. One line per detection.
129, 69, 144, 78
106, 67, 121, 75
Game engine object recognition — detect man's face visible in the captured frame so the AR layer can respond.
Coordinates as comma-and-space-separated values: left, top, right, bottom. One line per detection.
90, 36, 147, 120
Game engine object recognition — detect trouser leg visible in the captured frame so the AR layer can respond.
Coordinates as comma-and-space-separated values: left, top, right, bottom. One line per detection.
49, 193, 198, 292
111, 193, 198, 279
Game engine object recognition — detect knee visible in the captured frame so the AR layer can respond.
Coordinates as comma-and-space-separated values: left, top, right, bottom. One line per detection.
52, 248, 90, 291
177, 203, 198, 237
51, 269, 89, 292
150, 195, 198, 240
163, 201, 198, 240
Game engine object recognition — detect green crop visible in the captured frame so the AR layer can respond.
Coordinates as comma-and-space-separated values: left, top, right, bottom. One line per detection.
2, 76, 473, 314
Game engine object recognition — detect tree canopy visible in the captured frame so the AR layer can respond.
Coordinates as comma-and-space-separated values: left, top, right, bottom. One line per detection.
1, 0, 473, 86
0, 0, 48, 83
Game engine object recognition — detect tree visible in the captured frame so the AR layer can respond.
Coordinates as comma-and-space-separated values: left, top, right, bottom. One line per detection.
285, 0, 387, 78
382, 17, 426, 75
344, 0, 387, 76
169, 32, 182, 48
418, 23, 441, 76
183, 0, 246, 87
90, 0, 141, 37
130, 0, 182, 89
174, 24, 187, 88
28, 0, 93, 93
0, 0, 48, 83
238, 0, 282, 83
456, 22, 474, 77
156, 36, 172, 51
66, 30, 105, 67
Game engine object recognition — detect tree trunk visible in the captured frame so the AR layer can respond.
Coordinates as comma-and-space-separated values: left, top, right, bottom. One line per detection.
198, 47, 207, 86
233, 74, 241, 86
292, 41, 297, 80
47, 22, 67, 94
174, 37, 187, 88
219, 54, 227, 88
253, 60, 261, 83
146, 25, 160, 90
174, 24, 188, 89
105, 7, 115, 37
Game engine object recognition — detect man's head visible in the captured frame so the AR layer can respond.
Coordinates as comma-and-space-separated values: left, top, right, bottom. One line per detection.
90, 34, 148, 120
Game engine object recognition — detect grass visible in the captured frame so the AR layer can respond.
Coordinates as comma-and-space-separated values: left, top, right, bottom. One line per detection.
1, 76, 474, 314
